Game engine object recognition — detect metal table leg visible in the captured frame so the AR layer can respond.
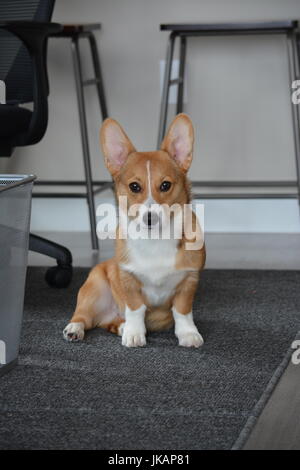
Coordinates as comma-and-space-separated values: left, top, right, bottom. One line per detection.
71, 36, 99, 250
157, 32, 176, 148
287, 30, 300, 207
88, 32, 108, 120
176, 35, 187, 114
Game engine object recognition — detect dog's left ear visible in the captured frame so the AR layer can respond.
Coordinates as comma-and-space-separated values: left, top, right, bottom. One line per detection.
160, 113, 194, 172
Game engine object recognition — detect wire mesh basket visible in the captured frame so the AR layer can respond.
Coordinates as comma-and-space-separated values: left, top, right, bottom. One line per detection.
0, 174, 35, 376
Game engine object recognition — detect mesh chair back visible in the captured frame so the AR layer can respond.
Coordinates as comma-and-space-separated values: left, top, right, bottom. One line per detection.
0, 0, 55, 104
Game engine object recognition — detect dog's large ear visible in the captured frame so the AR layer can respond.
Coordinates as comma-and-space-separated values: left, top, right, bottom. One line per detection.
160, 113, 194, 172
100, 118, 136, 176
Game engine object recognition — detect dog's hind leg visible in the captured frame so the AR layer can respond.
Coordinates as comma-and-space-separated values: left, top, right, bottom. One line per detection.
63, 261, 124, 342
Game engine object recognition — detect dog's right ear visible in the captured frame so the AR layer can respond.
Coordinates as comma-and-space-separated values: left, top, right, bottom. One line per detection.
100, 118, 136, 177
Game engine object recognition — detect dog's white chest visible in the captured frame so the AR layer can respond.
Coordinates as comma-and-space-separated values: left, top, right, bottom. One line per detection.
121, 238, 186, 306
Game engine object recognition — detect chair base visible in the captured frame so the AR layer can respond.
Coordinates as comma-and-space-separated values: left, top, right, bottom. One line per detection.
0, 146, 13, 157
29, 233, 73, 288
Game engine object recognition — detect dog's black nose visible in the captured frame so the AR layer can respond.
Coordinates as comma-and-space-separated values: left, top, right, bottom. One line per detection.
143, 211, 158, 227
147, 212, 152, 227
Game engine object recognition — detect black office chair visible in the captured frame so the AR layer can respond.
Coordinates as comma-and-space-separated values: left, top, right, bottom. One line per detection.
0, 0, 72, 288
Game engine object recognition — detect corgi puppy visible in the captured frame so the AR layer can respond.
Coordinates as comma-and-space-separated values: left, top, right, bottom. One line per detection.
63, 113, 206, 348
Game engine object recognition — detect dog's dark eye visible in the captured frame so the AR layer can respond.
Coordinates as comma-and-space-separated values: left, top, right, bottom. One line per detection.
129, 182, 142, 193
160, 181, 172, 192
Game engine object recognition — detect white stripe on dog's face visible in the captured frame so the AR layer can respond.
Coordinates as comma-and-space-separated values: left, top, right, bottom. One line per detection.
134, 160, 157, 231
137, 160, 162, 228
145, 160, 154, 206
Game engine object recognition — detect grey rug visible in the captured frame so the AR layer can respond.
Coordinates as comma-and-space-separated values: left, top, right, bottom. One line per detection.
0, 268, 299, 450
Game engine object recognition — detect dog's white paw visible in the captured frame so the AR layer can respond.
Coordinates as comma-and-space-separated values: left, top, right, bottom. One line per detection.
177, 331, 204, 348
122, 326, 146, 347
118, 322, 125, 336
63, 322, 85, 342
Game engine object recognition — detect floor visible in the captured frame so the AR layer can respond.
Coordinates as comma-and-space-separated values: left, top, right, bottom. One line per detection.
27, 231, 300, 450
244, 361, 300, 450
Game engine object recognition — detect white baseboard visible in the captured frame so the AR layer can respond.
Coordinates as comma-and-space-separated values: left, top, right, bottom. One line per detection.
30, 197, 300, 234
28, 231, 300, 269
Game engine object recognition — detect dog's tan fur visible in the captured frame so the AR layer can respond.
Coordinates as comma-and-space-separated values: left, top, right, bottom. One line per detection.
64, 114, 205, 346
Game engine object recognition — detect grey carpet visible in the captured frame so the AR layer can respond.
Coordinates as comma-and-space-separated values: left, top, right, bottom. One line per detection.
0, 268, 300, 450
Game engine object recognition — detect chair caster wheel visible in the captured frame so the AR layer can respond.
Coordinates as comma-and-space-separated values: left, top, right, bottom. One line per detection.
45, 265, 73, 288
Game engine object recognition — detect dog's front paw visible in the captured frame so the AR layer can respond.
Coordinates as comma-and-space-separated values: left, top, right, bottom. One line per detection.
63, 322, 85, 342
177, 331, 204, 348
122, 326, 146, 348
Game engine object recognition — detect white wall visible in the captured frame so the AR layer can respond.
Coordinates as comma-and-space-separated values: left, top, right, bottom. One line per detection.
1, 0, 300, 232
